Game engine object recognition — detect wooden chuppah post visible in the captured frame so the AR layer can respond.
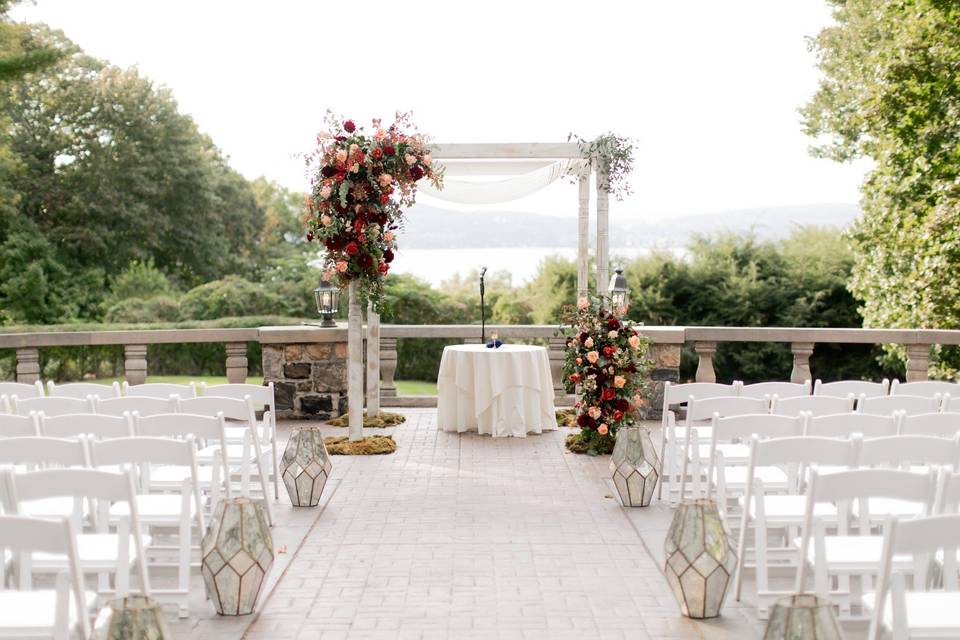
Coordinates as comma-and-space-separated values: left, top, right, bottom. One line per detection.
347, 283, 364, 441
577, 167, 590, 299
595, 164, 610, 297
366, 301, 381, 417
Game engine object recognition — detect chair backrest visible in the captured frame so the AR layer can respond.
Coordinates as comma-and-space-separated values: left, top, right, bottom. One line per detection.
943, 395, 960, 413
685, 396, 767, 423
0, 436, 90, 467
663, 382, 738, 407
805, 467, 937, 529
122, 381, 197, 399
201, 382, 273, 407
814, 378, 890, 398
89, 435, 196, 468
890, 379, 958, 398
47, 380, 120, 399
95, 395, 175, 417
12, 396, 93, 417
869, 513, 960, 640
738, 380, 811, 400
937, 470, 960, 514
178, 395, 254, 422
0, 413, 39, 437
859, 434, 960, 469
858, 394, 941, 417
899, 412, 960, 437
710, 413, 803, 444
771, 394, 855, 417
750, 434, 860, 470
0, 512, 90, 638
39, 412, 133, 439
0, 381, 44, 399
133, 412, 226, 442
805, 412, 899, 438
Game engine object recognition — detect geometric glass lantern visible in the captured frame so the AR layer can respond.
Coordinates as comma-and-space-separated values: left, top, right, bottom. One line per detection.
92, 596, 172, 639
313, 278, 340, 328
610, 425, 660, 507
281, 427, 333, 507
664, 498, 738, 619
761, 594, 844, 640
201, 497, 274, 616
608, 267, 629, 313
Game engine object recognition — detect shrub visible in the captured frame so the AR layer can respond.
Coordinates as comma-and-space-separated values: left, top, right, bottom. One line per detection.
104, 296, 180, 323
179, 276, 281, 320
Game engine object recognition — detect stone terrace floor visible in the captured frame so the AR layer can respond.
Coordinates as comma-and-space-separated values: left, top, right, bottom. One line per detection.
225, 409, 770, 640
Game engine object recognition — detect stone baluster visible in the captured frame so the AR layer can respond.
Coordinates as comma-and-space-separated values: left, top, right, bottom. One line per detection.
548, 336, 568, 400
790, 342, 814, 384
379, 337, 398, 399
15, 347, 40, 384
905, 343, 931, 382
225, 342, 248, 384
694, 342, 717, 383
124, 345, 148, 385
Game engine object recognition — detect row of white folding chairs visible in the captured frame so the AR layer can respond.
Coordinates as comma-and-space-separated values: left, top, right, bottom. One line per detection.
662, 390, 960, 502
725, 430, 960, 618
0, 389, 280, 511
0, 432, 216, 617
0, 379, 272, 401
0, 466, 152, 614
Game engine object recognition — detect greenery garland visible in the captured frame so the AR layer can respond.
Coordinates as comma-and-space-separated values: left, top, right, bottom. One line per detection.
567, 132, 635, 201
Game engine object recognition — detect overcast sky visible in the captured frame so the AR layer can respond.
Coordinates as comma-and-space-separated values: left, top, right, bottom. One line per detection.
13, 0, 870, 221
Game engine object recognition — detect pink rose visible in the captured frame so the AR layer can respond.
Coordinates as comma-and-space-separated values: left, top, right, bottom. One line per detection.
336, 260, 348, 273
584, 337, 594, 348
335, 149, 347, 163
321, 215, 332, 227
586, 351, 599, 364
378, 173, 393, 187
423, 153, 432, 165
598, 424, 609, 436
405, 153, 417, 165
614, 376, 626, 388
577, 297, 590, 309
319, 185, 332, 199
608, 330, 618, 339
384, 231, 394, 242
588, 406, 601, 420
628, 335, 641, 349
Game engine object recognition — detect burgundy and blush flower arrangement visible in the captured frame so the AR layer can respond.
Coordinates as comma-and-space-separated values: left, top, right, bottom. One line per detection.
562, 296, 653, 455
304, 111, 443, 309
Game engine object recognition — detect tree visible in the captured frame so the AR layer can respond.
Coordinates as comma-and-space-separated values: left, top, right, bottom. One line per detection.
803, 0, 960, 375
0, 1, 66, 82
0, 27, 265, 298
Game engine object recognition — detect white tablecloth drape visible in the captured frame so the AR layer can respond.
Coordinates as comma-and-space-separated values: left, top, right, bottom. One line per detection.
437, 344, 558, 437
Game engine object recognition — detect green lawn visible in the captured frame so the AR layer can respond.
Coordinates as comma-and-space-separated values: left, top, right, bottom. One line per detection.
81, 375, 437, 395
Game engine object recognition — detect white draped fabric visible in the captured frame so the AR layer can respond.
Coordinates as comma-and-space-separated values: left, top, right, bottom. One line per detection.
420, 159, 583, 205
436, 344, 558, 437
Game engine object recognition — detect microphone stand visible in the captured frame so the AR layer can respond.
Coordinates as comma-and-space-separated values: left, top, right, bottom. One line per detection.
480, 269, 486, 344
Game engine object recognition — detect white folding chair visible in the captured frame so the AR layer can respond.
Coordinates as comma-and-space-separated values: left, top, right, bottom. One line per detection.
177, 396, 274, 525
94, 396, 175, 417
735, 435, 860, 616
122, 381, 196, 399
805, 412, 900, 439
859, 394, 942, 417
200, 382, 279, 499
0, 381, 45, 399
5, 467, 151, 600
657, 381, 739, 501
47, 381, 120, 400
0, 413, 40, 438
702, 413, 802, 518
39, 413, 133, 440
771, 394, 855, 417
942, 396, 960, 414
863, 513, 960, 640
814, 379, 890, 398
88, 436, 203, 617
0, 435, 91, 524
794, 468, 938, 617
738, 380, 811, 400
677, 396, 768, 502
12, 396, 93, 418
890, 379, 959, 398
899, 411, 960, 437
0, 513, 93, 640
133, 412, 230, 510
855, 434, 960, 521
936, 470, 960, 514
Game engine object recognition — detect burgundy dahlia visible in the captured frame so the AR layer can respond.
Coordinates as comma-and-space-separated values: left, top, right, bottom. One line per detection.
344, 120, 356, 133
383, 249, 394, 263
409, 166, 424, 180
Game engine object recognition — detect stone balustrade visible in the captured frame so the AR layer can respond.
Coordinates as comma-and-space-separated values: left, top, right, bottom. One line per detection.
2, 324, 959, 419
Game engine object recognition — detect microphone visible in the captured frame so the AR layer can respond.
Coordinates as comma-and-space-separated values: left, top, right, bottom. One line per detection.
479, 267, 487, 343
480, 266, 487, 277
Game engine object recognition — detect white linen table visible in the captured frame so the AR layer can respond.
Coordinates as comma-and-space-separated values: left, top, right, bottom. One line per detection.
437, 344, 558, 437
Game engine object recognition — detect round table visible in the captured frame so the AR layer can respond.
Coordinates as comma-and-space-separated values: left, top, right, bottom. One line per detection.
436, 344, 558, 437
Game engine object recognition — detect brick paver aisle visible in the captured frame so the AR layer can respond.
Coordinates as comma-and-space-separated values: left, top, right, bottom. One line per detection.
245, 410, 744, 639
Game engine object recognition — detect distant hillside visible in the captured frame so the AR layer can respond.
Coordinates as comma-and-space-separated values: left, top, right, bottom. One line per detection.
402, 203, 861, 249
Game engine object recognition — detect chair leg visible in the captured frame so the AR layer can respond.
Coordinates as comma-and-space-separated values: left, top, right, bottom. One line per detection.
255, 455, 275, 526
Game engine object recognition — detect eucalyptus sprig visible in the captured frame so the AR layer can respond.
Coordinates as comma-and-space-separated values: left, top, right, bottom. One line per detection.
567, 132, 635, 201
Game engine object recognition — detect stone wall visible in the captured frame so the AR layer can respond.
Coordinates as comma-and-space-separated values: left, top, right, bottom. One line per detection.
639, 343, 681, 421
262, 341, 348, 420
